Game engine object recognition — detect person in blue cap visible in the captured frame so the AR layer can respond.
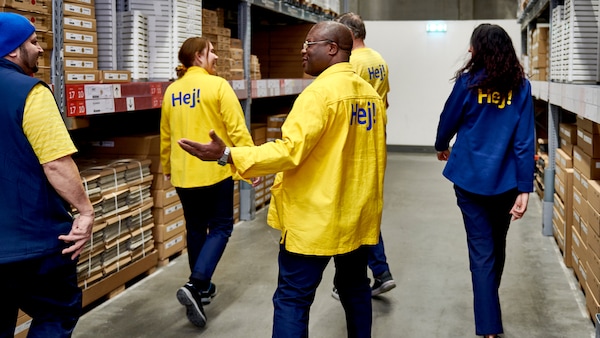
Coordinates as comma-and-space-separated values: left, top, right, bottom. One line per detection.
0, 12, 94, 337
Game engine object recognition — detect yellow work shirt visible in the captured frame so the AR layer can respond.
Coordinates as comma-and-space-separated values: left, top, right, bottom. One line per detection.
350, 47, 390, 107
230, 63, 387, 256
22, 84, 77, 164
160, 67, 254, 188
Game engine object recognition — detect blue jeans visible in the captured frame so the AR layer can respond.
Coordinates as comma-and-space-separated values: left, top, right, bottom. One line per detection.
0, 251, 81, 338
273, 245, 372, 338
454, 185, 518, 336
176, 178, 234, 285
367, 233, 390, 278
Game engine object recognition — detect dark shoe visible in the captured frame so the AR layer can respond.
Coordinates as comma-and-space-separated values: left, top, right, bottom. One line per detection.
331, 287, 340, 300
371, 271, 396, 296
201, 282, 217, 305
177, 283, 207, 327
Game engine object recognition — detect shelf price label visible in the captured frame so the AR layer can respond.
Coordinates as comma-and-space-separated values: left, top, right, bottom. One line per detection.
150, 83, 162, 96
126, 97, 135, 111
231, 80, 245, 90
113, 84, 122, 98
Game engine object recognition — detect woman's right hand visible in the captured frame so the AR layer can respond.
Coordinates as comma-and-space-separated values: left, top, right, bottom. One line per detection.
251, 177, 262, 187
437, 150, 450, 161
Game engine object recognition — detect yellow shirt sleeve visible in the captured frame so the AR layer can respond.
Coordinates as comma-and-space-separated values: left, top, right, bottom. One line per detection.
22, 84, 77, 164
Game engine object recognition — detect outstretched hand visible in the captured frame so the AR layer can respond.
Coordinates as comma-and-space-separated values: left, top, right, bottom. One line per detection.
178, 130, 227, 161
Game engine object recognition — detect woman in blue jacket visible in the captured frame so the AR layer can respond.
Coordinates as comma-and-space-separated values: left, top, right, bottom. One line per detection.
435, 24, 535, 338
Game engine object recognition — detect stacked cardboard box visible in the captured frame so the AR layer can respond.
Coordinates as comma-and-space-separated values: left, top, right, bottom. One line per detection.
253, 23, 313, 78
203, 8, 236, 80
75, 157, 155, 289
85, 134, 188, 262
63, 0, 101, 84
552, 122, 577, 267
551, 0, 600, 83
115, 10, 149, 80
149, 157, 186, 263
1, 0, 52, 84
529, 24, 549, 81
267, 113, 288, 142
553, 147, 574, 268
557, 117, 600, 318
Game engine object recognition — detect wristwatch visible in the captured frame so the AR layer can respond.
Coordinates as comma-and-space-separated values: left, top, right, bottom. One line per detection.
217, 147, 230, 166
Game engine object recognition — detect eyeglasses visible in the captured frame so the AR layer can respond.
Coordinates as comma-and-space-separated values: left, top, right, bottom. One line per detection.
302, 39, 333, 50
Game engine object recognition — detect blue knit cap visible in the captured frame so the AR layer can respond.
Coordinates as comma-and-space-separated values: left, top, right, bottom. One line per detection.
0, 13, 35, 57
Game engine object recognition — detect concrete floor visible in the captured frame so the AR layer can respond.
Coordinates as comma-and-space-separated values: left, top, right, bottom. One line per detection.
73, 153, 595, 338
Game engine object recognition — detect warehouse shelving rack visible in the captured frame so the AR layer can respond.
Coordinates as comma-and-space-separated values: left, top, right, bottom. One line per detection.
517, 0, 600, 235
49, 0, 346, 221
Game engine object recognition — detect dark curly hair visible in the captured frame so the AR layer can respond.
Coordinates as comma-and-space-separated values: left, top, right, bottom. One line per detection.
455, 24, 525, 96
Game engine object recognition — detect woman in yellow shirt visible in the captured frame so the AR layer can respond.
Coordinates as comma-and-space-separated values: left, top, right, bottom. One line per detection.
160, 37, 256, 328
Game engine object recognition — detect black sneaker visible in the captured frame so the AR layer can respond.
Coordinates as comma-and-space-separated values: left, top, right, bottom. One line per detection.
201, 282, 217, 305
371, 271, 396, 296
176, 283, 207, 327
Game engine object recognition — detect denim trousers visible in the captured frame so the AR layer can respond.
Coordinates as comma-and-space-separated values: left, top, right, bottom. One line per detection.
454, 185, 518, 336
0, 251, 81, 338
367, 232, 390, 278
176, 177, 234, 284
273, 245, 372, 338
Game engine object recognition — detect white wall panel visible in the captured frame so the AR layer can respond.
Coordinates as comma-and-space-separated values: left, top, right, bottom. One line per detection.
365, 19, 521, 147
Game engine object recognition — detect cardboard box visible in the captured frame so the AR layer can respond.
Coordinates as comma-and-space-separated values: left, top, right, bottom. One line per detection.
89, 134, 160, 157
589, 180, 600, 214
573, 187, 588, 223
577, 116, 600, 135
0, 8, 51, 31
152, 214, 185, 243
573, 146, 600, 180
66, 0, 95, 5
0, 0, 50, 14
152, 186, 179, 208
152, 200, 183, 225
588, 200, 600, 237
64, 16, 96, 32
64, 70, 99, 84
556, 148, 573, 168
577, 128, 600, 158
64, 2, 95, 18
64, 29, 97, 45
100, 70, 132, 83
555, 165, 573, 190
14, 311, 32, 338
572, 226, 587, 283
561, 139, 574, 156
554, 174, 570, 203
559, 123, 578, 145
152, 173, 172, 190
573, 169, 589, 200
251, 123, 267, 145
64, 57, 97, 71
156, 232, 186, 259
64, 43, 98, 58
589, 228, 600, 260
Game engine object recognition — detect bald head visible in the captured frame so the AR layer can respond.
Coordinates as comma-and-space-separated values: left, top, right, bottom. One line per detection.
302, 21, 354, 76
313, 21, 353, 58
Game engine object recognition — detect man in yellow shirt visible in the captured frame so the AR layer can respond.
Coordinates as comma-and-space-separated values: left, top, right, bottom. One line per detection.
0, 12, 94, 337
334, 12, 396, 299
179, 21, 387, 337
